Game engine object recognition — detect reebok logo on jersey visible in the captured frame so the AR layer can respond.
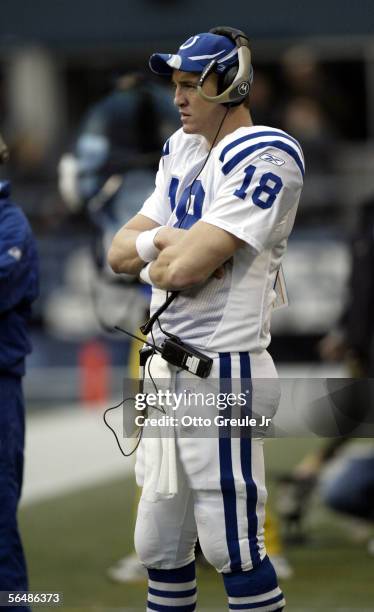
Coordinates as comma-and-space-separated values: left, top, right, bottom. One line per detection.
259, 152, 285, 166
8, 246, 22, 261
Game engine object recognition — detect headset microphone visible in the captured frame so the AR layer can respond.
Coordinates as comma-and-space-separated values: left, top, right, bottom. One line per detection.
198, 59, 218, 88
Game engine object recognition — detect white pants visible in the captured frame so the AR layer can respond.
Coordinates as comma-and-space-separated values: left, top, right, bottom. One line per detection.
135, 350, 280, 573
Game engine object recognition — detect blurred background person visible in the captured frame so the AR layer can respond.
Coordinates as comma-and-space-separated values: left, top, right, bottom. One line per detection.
0, 133, 39, 610
276, 193, 374, 547
320, 444, 374, 554
58, 72, 179, 582
319, 196, 374, 376
58, 72, 179, 335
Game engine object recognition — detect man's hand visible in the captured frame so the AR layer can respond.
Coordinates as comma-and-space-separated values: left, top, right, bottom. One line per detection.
154, 226, 187, 250
149, 221, 243, 291
108, 214, 160, 276
108, 220, 191, 277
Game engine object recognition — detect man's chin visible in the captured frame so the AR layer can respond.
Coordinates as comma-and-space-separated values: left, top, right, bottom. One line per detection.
182, 123, 203, 137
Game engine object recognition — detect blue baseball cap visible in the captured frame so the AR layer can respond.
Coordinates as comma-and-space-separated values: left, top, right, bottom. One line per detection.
149, 32, 238, 76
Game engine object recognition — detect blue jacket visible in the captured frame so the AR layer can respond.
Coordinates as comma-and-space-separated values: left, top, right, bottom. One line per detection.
0, 181, 39, 376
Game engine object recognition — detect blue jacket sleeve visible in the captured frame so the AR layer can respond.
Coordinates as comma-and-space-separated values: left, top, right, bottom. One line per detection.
0, 203, 39, 314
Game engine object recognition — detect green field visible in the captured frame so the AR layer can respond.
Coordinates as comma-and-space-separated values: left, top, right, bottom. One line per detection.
20, 438, 374, 611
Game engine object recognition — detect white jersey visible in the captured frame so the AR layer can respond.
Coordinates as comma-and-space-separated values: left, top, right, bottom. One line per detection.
139, 125, 304, 354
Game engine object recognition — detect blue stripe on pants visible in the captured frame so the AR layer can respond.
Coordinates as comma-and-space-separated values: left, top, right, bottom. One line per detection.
239, 353, 260, 568
219, 353, 242, 571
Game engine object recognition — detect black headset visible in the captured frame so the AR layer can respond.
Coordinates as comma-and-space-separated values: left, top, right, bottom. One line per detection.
197, 26, 253, 107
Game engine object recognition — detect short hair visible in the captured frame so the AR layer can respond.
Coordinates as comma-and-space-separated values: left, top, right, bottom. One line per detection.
243, 94, 250, 109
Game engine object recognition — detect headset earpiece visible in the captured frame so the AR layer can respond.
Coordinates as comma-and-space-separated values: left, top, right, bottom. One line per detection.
217, 65, 242, 108
219, 66, 238, 93
197, 26, 253, 106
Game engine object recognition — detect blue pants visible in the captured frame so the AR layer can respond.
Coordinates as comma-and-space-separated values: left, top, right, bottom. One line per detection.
322, 454, 374, 521
0, 375, 29, 610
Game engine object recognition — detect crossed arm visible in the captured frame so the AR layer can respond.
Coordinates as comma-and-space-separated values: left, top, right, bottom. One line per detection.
108, 213, 244, 291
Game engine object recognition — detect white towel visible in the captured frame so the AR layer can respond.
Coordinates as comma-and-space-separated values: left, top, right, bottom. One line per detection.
141, 354, 178, 502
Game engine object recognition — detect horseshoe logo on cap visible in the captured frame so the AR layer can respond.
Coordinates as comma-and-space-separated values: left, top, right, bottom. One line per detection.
180, 35, 200, 50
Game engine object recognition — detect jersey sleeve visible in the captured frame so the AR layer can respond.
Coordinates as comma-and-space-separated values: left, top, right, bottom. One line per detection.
137, 138, 172, 225
0, 206, 39, 313
201, 148, 304, 253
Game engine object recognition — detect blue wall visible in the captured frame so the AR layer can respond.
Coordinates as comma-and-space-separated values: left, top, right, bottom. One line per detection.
1, 0, 373, 49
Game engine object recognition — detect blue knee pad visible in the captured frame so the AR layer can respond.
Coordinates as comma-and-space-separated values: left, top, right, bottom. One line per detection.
223, 556, 285, 610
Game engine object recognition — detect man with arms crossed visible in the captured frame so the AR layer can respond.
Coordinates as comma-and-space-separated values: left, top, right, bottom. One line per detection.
109, 27, 304, 612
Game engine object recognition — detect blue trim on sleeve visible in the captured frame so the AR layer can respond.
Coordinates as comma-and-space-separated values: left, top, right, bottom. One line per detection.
221, 140, 305, 178
219, 130, 303, 162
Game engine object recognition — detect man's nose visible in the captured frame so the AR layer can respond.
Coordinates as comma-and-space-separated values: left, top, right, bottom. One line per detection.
174, 86, 186, 107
